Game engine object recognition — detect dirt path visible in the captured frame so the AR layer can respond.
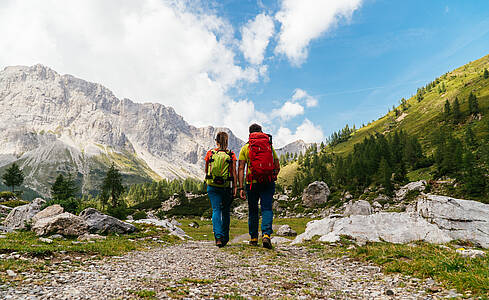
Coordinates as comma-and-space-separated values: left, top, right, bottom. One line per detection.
1, 241, 450, 299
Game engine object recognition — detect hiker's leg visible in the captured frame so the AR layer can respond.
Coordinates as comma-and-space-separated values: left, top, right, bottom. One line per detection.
246, 184, 259, 239
260, 182, 275, 236
207, 186, 224, 240
221, 188, 232, 244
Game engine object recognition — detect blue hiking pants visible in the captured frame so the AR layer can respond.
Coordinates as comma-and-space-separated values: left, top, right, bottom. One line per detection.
246, 182, 275, 238
207, 185, 232, 243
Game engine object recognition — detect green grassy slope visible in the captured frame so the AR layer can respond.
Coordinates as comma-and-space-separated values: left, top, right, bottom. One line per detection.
331, 54, 489, 156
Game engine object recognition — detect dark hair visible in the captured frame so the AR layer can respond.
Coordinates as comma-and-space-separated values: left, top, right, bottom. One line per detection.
249, 123, 262, 133
215, 131, 228, 150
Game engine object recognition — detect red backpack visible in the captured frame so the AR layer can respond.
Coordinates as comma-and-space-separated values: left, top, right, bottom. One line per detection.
246, 132, 277, 184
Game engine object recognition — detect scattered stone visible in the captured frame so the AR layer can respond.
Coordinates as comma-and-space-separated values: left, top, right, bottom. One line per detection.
3, 198, 45, 230
32, 212, 88, 236
396, 180, 426, 200
0, 204, 12, 214
0, 225, 13, 233
49, 234, 65, 240
39, 237, 53, 244
189, 221, 199, 228
385, 289, 395, 296
0, 235, 6, 238
79, 208, 136, 234
271, 236, 292, 244
78, 233, 106, 241
133, 219, 188, 239
344, 200, 373, 216
276, 225, 297, 237
277, 194, 289, 202
160, 194, 181, 212
31, 205, 64, 224
456, 249, 486, 258
344, 191, 353, 200
6, 270, 16, 277
302, 181, 330, 208
170, 219, 182, 226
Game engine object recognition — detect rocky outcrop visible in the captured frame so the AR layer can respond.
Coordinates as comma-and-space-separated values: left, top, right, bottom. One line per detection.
3, 198, 45, 230
32, 204, 64, 224
302, 181, 330, 208
396, 180, 426, 200
0, 204, 12, 216
417, 194, 489, 248
160, 194, 181, 212
32, 212, 88, 236
344, 200, 373, 216
294, 194, 489, 248
79, 208, 136, 234
132, 219, 188, 239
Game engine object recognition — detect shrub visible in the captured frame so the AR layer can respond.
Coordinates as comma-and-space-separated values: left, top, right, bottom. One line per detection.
44, 197, 80, 214
0, 199, 28, 208
133, 210, 148, 220
0, 191, 16, 200
106, 205, 132, 220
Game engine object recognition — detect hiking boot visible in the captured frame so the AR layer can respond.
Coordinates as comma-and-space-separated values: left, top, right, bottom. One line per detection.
216, 238, 224, 248
249, 237, 258, 246
262, 234, 272, 249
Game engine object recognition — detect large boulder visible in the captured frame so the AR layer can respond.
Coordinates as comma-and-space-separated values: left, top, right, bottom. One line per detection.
395, 180, 426, 200
417, 194, 489, 248
32, 212, 88, 236
3, 198, 46, 230
302, 181, 330, 208
293, 212, 451, 245
79, 208, 136, 234
276, 224, 297, 237
32, 205, 64, 224
344, 200, 373, 216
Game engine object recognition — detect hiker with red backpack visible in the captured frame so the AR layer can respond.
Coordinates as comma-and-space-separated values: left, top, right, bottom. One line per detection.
238, 124, 280, 249
205, 131, 237, 248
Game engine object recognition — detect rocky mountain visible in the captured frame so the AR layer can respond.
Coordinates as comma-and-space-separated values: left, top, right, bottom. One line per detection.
0, 65, 244, 197
275, 140, 310, 157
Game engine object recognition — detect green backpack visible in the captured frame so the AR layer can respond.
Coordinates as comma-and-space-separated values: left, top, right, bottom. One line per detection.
205, 150, 233, 188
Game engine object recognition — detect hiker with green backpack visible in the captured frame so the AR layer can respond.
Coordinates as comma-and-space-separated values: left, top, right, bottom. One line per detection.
205, 131, 237, 247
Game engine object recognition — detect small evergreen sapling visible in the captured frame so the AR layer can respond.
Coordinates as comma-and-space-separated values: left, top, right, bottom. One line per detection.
2, 163, 24, 193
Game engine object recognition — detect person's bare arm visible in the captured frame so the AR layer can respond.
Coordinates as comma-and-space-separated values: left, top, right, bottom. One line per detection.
238, 160, 246, 199
274, 158, 280, 175
231, 160, 237, 196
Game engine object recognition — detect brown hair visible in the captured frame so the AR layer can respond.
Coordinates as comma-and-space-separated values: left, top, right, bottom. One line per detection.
249, 123, 262, 133
215, 131, 228, 150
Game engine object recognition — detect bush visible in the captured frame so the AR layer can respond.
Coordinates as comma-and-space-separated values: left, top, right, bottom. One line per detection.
0, 199, 28, 208
0, 191, 16, 200
106, 205, 132, 220
133, 210, 148, 220
44, 197, 80, 214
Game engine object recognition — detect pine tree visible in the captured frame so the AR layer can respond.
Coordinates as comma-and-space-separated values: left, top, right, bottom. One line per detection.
462, 150, 486, 197
452, 97, 462, 124
2, 163, 24, 193
101, 163, 125, 208
444, 99, 451, 121
464, 125, 477, 149
484, 68, 489, 79
51, 174, 78, 201
378, 157, 393, 196
468, 92, 479, 115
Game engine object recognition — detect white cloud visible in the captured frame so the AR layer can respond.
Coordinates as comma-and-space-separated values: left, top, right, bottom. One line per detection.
272, 101, 305, 120
275, 0, 363, 66
240, 13, 275, 65
0, 0, 265, 140
275, 119, 324, 147
292, 88, 318, 107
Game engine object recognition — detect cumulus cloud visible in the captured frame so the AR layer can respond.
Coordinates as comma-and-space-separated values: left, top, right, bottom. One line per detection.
292, 88, 318, 107
240, 13, 275, 65
275, 119, 325, 147
272, 101, 305, 121
275, 0, 363, 66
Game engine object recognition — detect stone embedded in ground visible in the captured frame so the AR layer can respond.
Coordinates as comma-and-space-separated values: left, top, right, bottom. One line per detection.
189, 221, 199, 228
271, 236, 292, 244
6, 270, 16, 277
39, 237, 53, 244
293, 212, 451, 245
302, 181, 330, 208
276, 225, 297, 237
79, 208, 136, 234
344, 200, 373, 216
49, 234, 65, 240
0, 204, 12, 215
133, 218, 188, 239
417, 194, 489, 248
3, 198, 46, 230
78, 233, 106, 241
32, 204, 64, 224
32, 212, 88, 236
456, 249, 486, 258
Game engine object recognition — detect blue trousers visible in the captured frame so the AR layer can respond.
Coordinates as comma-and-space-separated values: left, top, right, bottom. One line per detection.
207, 186, 232, 242
246, 182, 275, 238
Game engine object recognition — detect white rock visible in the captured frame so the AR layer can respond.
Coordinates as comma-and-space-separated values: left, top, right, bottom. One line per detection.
78, 233, 106, 241
39, 237, 53, 244
302, 181, 330, 208
32, 205, 64, 224
276, 225, 297, 237
32, 212, 88, 236
6, 270, 16, 277
344, 200, 373, 216
395, 180, 426, 200
271, 236, 292, 245
133, 218, 189, 239
3, 198, 46, 230
456, 249, 486, 258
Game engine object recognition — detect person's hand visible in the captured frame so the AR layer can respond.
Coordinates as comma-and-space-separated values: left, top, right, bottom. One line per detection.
233, 186, 237, 197
240, 189, 246, 200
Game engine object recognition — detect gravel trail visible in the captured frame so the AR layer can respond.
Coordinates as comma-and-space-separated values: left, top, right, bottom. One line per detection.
1, 241, 452, 299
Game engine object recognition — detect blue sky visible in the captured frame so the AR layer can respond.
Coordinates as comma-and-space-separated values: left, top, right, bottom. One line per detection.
1, 0, 488, 147
222, 0, 489, 139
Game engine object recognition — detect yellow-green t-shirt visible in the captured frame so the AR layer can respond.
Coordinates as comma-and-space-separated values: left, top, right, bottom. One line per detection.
239, 144, 278, 183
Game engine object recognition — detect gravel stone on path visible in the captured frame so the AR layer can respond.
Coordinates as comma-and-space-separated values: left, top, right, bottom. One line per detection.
0, 241, 454, 299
